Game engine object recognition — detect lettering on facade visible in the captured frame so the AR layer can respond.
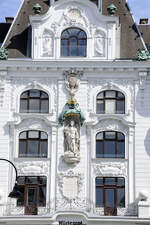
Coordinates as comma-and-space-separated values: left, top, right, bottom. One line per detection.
59, 221, 86, 225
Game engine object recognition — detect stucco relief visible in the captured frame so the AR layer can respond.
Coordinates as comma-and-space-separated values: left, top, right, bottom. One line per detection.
94, 30, 105, 57
93, 162, 127, 177
58, 170, 83, 199
63, 7, 89, 30
94, 118, 129, 135
42, 29, 54, 57
57, 170, 86, 210
16, 161, 49, 176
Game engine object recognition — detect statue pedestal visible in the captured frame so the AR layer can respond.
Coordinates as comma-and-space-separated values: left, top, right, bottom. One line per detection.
63, 151, 80, 164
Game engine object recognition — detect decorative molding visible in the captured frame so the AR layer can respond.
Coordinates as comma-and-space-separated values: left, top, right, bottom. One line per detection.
16, 161, 49, 176
92, 162, 127, 177
58, 170, 84, 200
138, 71, 147, 90
93, 118, 129, 135
41, 29, 54, 57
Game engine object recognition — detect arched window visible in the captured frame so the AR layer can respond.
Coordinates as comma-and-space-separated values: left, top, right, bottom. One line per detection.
96, 90, 125, 114
19, 130, 48, 158
61, 27, 87, 57
96, 177, 125, 216
96, 131, 125, 158
20, 89, 49, 113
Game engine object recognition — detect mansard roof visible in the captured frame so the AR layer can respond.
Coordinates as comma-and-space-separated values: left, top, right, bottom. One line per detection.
2, 0, 147, 59
3, 0, 49, 58
138, 24, 150, 52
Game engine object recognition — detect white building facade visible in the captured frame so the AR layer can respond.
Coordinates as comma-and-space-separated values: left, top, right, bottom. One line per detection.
0, 0, 150, 224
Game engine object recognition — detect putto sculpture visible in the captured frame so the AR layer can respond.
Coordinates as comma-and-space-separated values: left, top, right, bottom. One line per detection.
59, 68, 85, 164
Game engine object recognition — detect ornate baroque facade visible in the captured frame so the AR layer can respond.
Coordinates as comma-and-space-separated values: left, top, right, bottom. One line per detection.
0, 0, 150, 224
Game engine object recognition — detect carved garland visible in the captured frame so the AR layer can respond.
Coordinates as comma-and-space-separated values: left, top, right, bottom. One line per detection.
93, 162, 127, 177
16, 161, 49, 176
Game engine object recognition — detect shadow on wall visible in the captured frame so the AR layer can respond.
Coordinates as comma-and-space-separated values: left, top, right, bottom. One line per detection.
144, 128, 150, 157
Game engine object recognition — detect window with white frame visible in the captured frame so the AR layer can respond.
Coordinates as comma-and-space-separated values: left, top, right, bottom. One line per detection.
17, 176, 47, 215
19, 130, 48, 158
61, 27, 87, 57
20, 89, 49, 113
96, 131, 125, 158
96, 90, 125, 114
96, 177, 125, 216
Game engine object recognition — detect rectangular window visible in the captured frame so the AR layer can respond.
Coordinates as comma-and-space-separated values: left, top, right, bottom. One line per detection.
96, 177, 125, 216
17, 176, 47, 215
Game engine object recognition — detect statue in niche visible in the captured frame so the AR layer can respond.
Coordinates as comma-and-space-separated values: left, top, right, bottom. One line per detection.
42, 30, 53, 57
59, 68, 85, 164
95, 31, 105, 56
64, 120, 80, 158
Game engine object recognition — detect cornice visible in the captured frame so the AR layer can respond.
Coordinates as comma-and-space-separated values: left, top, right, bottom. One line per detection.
0, 60, 150, 73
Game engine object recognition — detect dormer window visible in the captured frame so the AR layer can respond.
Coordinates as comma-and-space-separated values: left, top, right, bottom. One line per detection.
61, 28, 87, 57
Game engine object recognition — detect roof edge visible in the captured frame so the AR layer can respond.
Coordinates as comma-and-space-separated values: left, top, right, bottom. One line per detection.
2, 0, 25, 47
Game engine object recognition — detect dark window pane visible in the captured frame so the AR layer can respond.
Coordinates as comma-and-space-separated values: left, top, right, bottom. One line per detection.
20, 131, 27, 139
96, 101, 104, 114
96, 178, 103, 185
26, 177, 38, 184
28, 131, 39, 138
62, 30, 69, 38
40, 141, 48, 158
41, 132, 48, 139
96, 132, 103, 140
29, 99, 40, 113
105, 178, 115, 185
61, 28, 87, 57
39, 186, 46, 206
17, 177, 25, 185
116, 101, 125, 114
78, 31, 86, 38
105, 132, 115, 139
41, 100, 49, 113
117, 188, 125, 207
96, 141, 103, 157
19, 141, 26, 157
117, 178, 125, 186
61, 40, 69, 56
105, 141, 115, 158
105, 91, 116, 98
117, 92, 125, 99
29, 90, 40, 97
41, 92, 48, 98
117, 133, 124, 140
105, 189, 115, 207
78, 40, 86, 56
27, 187, 37, 206
68, 28, 78, 36
21, 91, 28, 98
39, 177, 47, 185
96, 188, 103, 207
17, 186, 24, 206
97, 92, 104, 99
70, 37, 78, 56
28, 140, 38, 157
20, 100, 28, 113
117, 142, 125, 158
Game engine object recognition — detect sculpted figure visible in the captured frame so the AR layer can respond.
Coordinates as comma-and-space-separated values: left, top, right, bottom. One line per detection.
42, 31, 53, 56
64, 120, 79, 157
95, 32, 104, 56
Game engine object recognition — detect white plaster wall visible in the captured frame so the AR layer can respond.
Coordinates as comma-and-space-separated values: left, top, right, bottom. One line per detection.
135, 81, 150, 200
